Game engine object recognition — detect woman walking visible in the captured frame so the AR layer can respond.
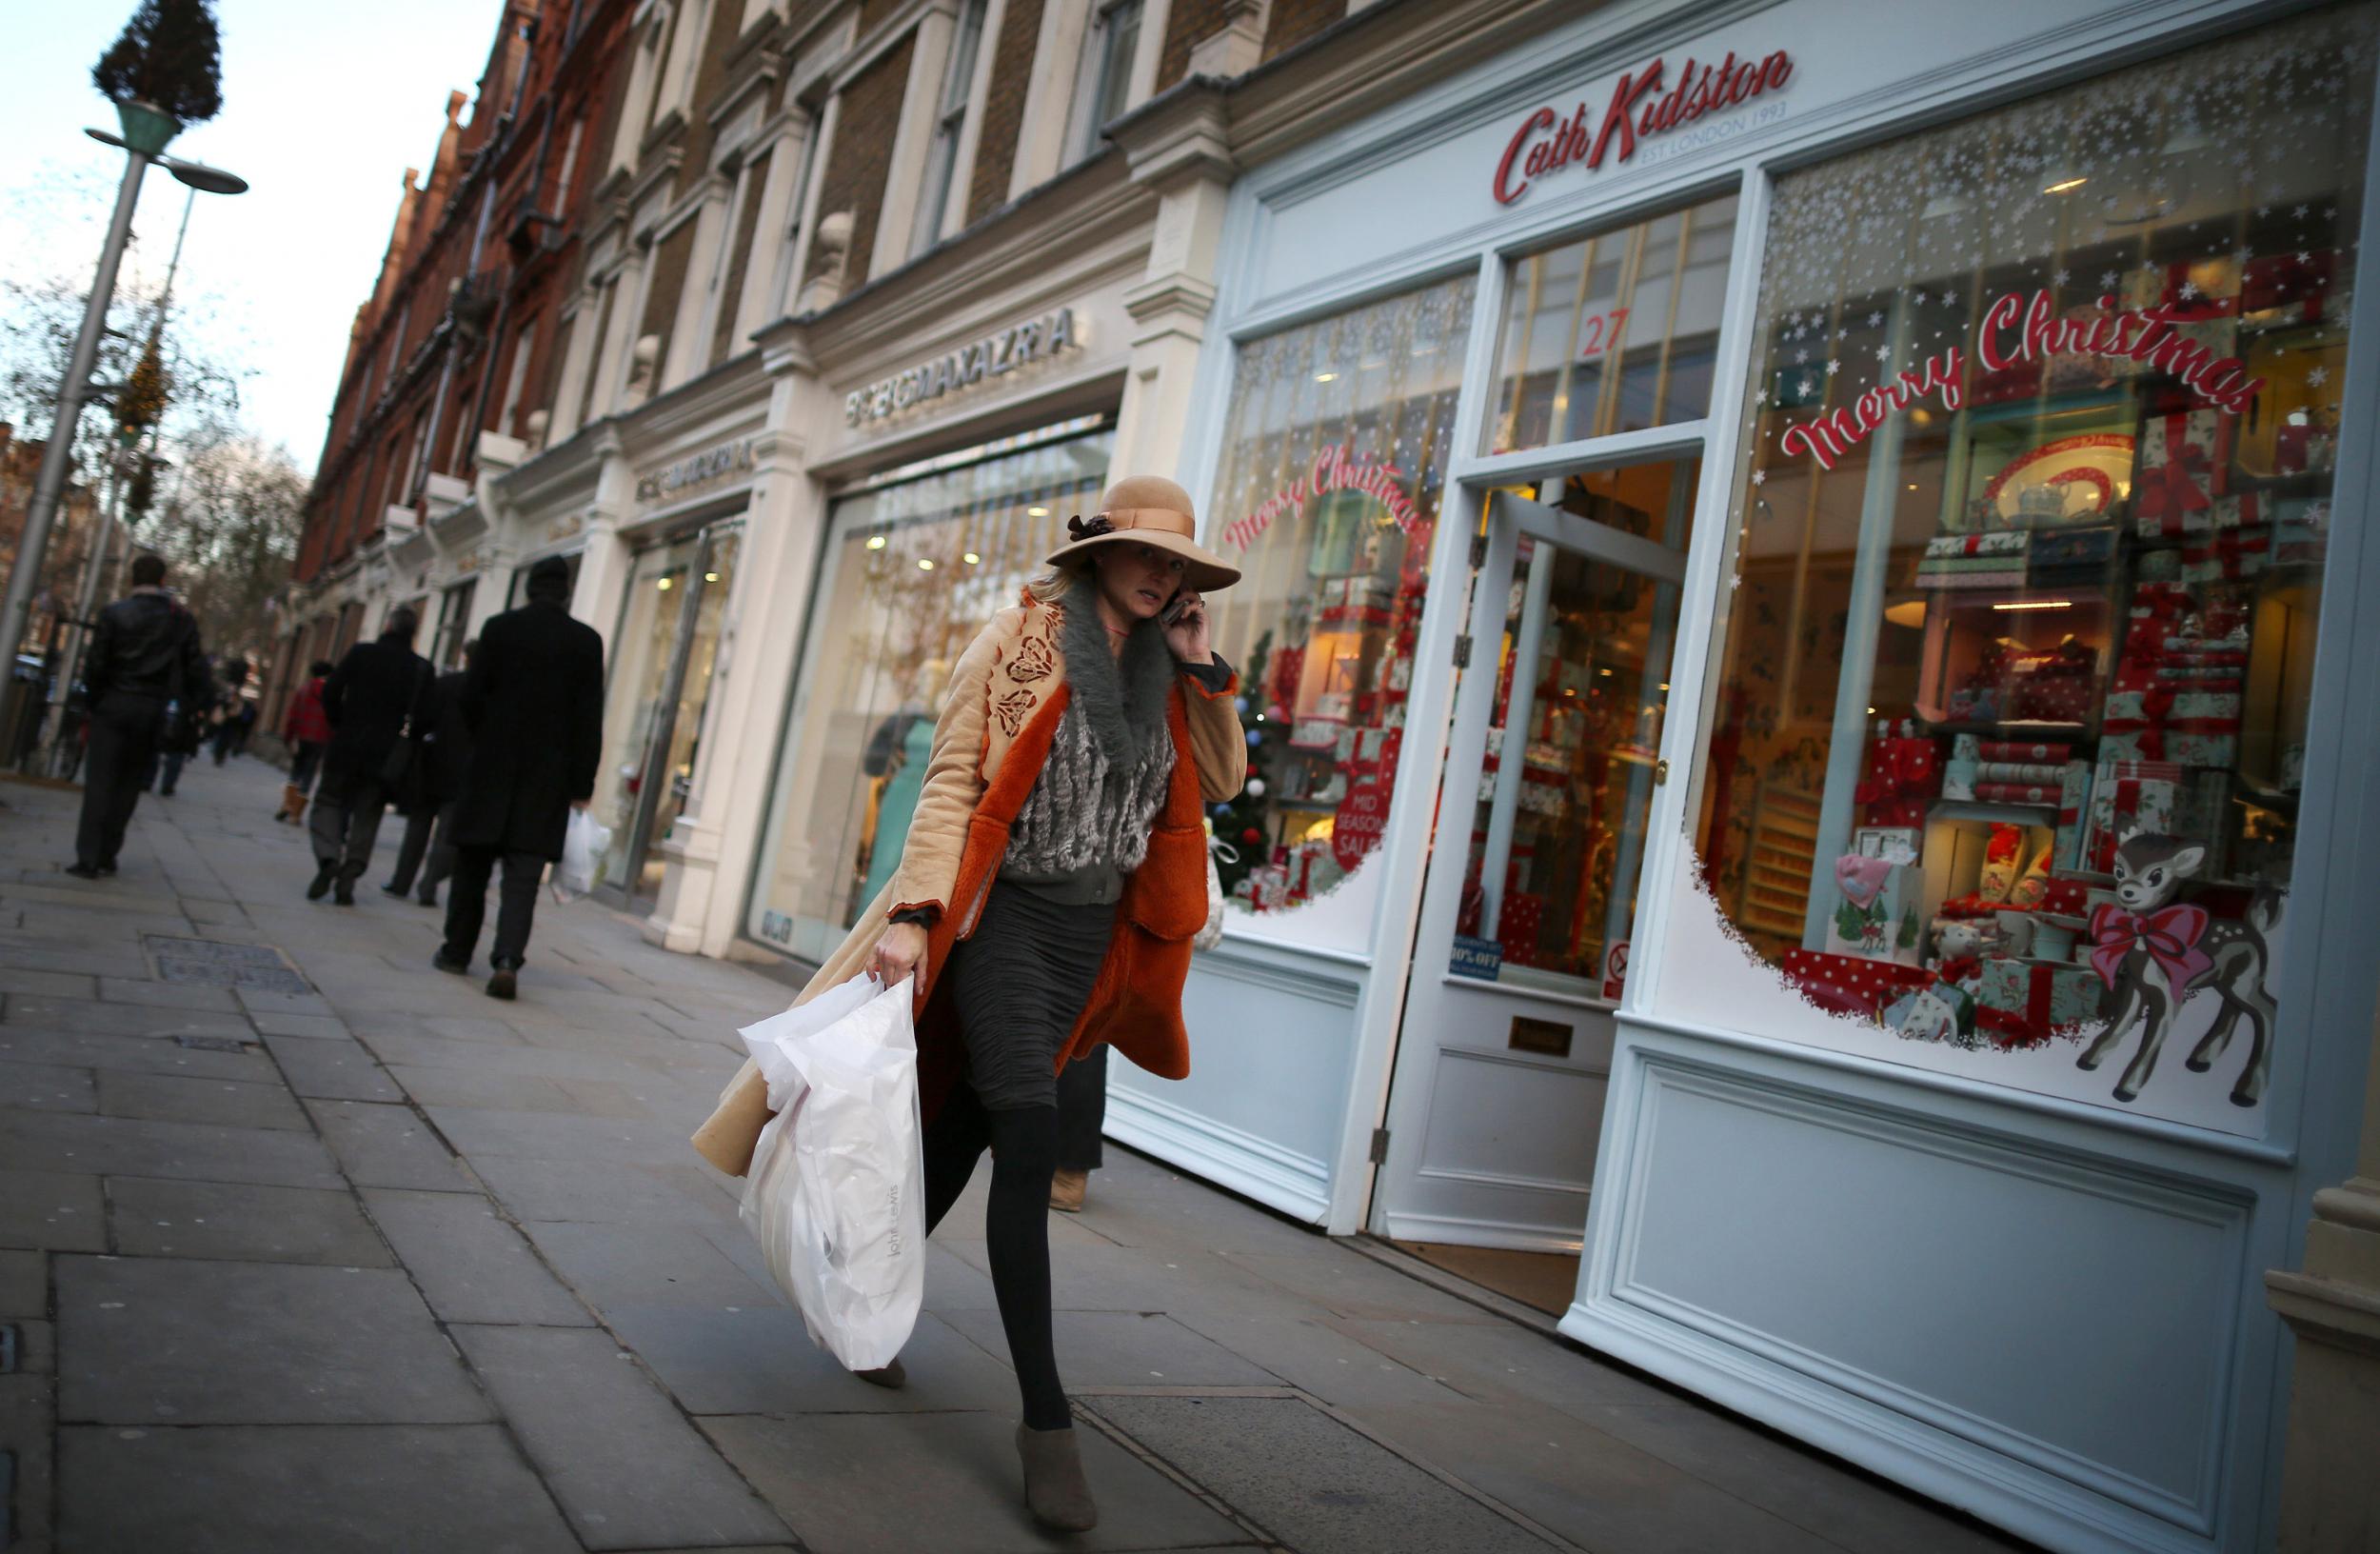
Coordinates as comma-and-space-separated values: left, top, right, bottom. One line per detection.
695, 475, 1243, 1531
275, 660, 334, 824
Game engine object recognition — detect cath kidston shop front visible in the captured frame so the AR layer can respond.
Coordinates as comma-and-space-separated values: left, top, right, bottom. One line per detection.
1135, 3, 2380, 1551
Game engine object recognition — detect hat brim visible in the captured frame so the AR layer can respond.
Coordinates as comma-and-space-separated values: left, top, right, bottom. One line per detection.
1044, 528, 1241, 592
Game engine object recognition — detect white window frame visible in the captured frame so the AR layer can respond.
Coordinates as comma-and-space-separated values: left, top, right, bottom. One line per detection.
1066, 0, 1143, 164
911, 0, 990, 258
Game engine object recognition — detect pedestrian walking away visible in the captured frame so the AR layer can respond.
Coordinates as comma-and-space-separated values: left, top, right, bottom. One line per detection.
207, 655, 250, 765
67, 553, 211, 878
386, 640, 477, 907
693, 475, 1246, 1533
307, 610, 432, 906
434, 557, 603, 1000
275, 659, 334, 824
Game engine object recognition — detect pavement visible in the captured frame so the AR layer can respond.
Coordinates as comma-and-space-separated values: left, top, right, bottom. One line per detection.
0, 753, 2033, 1554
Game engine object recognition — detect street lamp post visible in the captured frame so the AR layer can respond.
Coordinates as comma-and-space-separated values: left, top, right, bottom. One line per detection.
0, 106, 243, 765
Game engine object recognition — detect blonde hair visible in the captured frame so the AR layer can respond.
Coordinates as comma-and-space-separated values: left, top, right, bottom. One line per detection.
1024, 557, 1092, 605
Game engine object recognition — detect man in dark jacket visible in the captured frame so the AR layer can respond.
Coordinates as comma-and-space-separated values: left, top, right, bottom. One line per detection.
384, 640, 477, 907
68, 554, 209, 878
435, 557, 603, 1000
309, 608, 433, 906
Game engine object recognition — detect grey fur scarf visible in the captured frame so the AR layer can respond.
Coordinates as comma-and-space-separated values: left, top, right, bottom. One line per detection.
1002, 574, 1178, 880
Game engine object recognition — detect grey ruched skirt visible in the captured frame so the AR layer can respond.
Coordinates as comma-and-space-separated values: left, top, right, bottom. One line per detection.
944, 883, 1118, 1110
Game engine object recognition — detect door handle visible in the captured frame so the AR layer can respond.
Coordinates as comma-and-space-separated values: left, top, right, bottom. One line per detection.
1654, 758, 1669, 786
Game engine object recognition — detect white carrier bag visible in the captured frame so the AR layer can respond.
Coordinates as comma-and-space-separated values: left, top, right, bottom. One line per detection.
735, 972, 925, 1371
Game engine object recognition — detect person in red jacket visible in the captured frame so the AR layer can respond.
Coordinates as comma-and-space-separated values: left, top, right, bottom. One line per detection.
274, 660, 334, 824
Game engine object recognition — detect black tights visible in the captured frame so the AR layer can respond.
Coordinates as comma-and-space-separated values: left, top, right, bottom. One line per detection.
922, 1085, 1068, 1430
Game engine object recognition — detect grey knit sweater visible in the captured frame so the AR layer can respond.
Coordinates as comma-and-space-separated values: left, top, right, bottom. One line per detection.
1000, 576, 1180, 904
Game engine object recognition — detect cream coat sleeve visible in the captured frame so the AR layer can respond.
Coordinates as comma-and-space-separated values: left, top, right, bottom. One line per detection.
1182, 667, 1247, 804
884, 616, 1004, 918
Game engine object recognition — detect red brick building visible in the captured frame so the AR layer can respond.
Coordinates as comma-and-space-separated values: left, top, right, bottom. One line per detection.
288, 0, 635, 652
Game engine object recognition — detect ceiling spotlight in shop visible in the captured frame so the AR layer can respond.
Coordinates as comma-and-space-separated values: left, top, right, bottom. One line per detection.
1315, 371, 1339, 383
704, 572, 719, 582
657, 577, 672, 589
866, 535, 887, 549
2042, 171, 2090, 195
1027, 506, 1049, 516
963, 551, 982, 565
917, 558, 936, 570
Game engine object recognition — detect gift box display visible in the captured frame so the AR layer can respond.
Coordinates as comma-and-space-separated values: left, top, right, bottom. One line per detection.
1856, 727, 1941, 827
1918, 530, 2029, 589
1975, 958, 2104, 1043
1780, 948, 1932, 1019
1885, 978, 1984, 1046
2134, 410, 2233, 537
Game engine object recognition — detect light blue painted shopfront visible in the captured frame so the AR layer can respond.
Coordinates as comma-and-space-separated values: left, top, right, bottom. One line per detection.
1105, 3, 2380, 1551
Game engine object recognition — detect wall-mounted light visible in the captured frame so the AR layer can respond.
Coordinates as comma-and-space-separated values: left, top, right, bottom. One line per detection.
1992, 598, 2073, 611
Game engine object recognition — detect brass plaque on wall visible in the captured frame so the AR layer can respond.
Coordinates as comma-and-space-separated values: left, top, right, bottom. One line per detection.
1508, 1016, 1573, 1057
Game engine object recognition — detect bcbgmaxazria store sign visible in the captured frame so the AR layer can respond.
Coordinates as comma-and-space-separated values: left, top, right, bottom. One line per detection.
844, 308, 1081, 426
1493, 46, 1795, 204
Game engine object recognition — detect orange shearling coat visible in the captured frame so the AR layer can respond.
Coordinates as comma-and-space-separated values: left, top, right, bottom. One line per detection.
692, 588, 1245, 1177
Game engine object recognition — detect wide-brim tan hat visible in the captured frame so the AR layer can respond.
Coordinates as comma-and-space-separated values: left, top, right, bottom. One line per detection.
1044, 474, 1240, 592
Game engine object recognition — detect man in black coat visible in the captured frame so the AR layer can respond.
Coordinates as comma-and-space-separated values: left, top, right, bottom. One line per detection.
309, 608, 433, 906
68, 553, 210, 878
435, 556, 604, 1000
383, 640, 477, 907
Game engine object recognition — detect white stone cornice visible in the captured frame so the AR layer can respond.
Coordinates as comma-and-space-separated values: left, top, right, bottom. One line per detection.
1112, 80, 1236, 193
1122, 272, 1218, 325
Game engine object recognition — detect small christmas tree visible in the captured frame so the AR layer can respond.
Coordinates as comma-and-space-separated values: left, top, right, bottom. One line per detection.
92, 0, 224, 126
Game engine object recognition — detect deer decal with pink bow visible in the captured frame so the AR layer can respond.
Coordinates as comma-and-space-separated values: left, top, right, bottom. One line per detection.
2075, 832, 2282, 1108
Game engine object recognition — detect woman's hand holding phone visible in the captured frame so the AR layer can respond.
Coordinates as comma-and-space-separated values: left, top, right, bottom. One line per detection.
1162, 588, 1213, 665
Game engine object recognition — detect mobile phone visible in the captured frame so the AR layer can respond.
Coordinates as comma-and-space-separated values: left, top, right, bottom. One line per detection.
1162, 591, 1196, 628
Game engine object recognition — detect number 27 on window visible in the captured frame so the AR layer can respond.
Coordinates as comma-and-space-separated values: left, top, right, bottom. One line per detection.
1578, 308, 1631, 359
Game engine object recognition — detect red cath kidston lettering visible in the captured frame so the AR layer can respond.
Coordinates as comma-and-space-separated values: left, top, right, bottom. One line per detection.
1496, 47, 1793, 204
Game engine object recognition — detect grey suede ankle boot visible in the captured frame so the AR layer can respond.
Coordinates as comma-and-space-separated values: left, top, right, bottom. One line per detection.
1016, 1423, 1098, 1531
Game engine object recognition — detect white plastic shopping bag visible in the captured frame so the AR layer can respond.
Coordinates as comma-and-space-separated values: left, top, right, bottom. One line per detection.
736, 973, 924, 1372
554, 808, 611, 898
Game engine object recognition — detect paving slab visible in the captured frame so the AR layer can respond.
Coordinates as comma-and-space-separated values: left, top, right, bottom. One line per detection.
235, 986, 337, 1019
0, 994, 255, 1040
248, 1010, 350, 1040
106, 1177, 394, 1267
56, 1254, 493, 1425
363, 1188, 592, 1326
1328, 1315, 1684, 1412
521, 1219, 775, 1313
1346, 1396, 1844, 1554
0, 1169, 108, 1252
609, 1304, 1022, 1416
0, 1025, 278, 1083
304, 1099, 471, 1190
471, 1153, 740, 1225
0, 1247, 44, 1314
1089, 1393, 1560, 1554
453, 1324, 791, 1550
96, 1069, 311, 1131
942, 1307, 1283, 1390
0, 967, 97, 999
98, 976, 244, 1012
1164, 1310, 1472, 1413
388, 1065, 590, 1113
0, 1058, 97, 1113
0, 1375, 55, 1552
56, 1424, 582, 1554
0, 1107, 361, 1190
1582, 1402, 2025, 1554
704, 1408, 1246, 1554
424, 1103, 697, 1164
262, 1031, 405, 1102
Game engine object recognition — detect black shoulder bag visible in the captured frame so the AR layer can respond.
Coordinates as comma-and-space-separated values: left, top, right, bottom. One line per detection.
379, 658, 432, 797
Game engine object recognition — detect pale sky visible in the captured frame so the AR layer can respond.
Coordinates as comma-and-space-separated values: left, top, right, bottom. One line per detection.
1, 0, 518, 477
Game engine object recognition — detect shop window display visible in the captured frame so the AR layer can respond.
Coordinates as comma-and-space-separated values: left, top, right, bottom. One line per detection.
1204, 275, 1473, 922
747, 421, 1111, 963
1686, 10, 2370, 1132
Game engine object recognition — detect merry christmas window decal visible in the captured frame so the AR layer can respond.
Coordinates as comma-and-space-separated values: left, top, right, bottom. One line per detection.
1202, 274, 1474, 924
1672, 7, 2370, 1136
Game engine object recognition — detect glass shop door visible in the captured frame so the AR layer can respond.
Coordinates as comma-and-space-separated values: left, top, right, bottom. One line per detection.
1374, 464, 1693, 1309
595, 519, 742, 908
